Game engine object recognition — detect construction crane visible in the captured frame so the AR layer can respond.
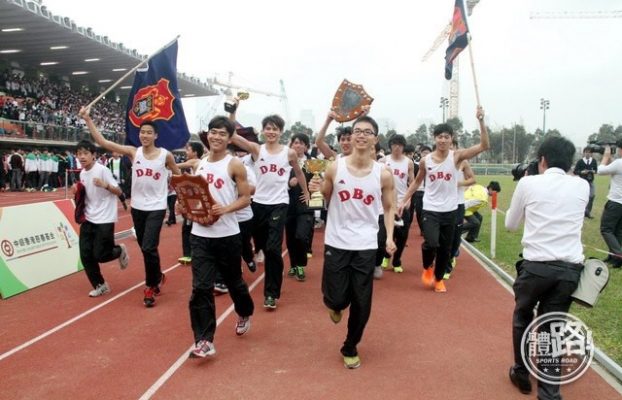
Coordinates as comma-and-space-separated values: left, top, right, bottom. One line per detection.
421, 0, 480, 120
530, 10, 622, 19
209, 72, 290, 124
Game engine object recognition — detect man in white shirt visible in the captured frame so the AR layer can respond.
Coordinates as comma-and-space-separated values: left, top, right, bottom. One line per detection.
505, 136, 588, 400
597, 141, 622, 268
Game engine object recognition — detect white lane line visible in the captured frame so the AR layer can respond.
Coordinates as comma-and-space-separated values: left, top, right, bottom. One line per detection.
0, 263, 182, 362
138, 251, 286, 400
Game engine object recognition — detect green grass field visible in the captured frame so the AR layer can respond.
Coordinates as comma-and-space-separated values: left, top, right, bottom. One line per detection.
467, 175, 622, 366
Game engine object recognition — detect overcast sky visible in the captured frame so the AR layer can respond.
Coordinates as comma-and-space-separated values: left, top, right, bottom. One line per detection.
43, 0, 622, 146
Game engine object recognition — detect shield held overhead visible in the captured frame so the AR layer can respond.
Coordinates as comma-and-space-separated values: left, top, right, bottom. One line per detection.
331, 79, 374, 123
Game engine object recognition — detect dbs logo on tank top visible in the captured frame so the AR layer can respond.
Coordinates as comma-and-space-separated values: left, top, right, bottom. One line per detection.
135, 168, 161, 180
337, 188, 375, 205
428, 171, 453, 182
392, 169, 406, 179
205, 173, 225, 189
259, 164, 286, 176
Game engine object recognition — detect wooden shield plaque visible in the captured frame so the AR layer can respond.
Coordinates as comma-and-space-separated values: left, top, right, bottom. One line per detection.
331, 79, 374, 123
171, 174, 220, 226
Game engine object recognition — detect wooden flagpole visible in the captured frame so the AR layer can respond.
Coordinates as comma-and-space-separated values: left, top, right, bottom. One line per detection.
467, 34, 481, 107
85, 35, 181, 109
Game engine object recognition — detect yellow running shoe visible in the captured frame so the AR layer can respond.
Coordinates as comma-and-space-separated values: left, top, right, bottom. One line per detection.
381, 257, 390, 270
343, 355, 361, 369
393, 265, 404, 273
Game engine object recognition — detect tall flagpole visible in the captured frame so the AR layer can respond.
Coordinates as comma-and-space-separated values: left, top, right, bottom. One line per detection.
467, 34, 481, 107
86, 35, 181, 109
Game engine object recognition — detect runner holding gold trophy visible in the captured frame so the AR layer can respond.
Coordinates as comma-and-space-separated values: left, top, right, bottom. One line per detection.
304, 158, 330, 210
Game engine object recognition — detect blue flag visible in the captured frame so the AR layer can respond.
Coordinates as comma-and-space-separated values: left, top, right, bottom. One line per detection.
445, 0, 470, 80
125, 40, 190, 150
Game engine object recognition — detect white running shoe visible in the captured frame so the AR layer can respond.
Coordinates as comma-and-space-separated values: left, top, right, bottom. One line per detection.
373, 266, 383, 280
89, 282, 110, 297
235, 316, 251, 336
255, 250, 265, 263
118, 243, 130, 270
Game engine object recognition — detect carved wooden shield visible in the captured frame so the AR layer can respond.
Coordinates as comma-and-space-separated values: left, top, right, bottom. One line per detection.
331, 79, 374, 123
171, 174, 219, 226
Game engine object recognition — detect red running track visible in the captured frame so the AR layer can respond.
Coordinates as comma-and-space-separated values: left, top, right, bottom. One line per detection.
0, 207, 620, 399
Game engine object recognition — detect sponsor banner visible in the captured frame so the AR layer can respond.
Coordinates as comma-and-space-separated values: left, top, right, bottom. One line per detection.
0, 200, 81, 298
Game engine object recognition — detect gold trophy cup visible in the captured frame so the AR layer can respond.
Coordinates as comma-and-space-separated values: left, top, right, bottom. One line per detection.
304, 159, 329, 210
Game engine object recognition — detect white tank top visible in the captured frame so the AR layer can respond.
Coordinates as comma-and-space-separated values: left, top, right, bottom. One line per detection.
236, 165, 256, 223
253, 144, 291, 205
456, 169, 466, 205
131, 147, 168, 211
384, 155, 409, 203
422, 151, 459, 212
192, 155, 240, 238
325, 157, 382, 250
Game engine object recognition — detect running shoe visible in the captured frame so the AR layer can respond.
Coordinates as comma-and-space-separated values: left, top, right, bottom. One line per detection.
189, 340, 216, 358
214, 283, 229, 294
393, 265, 404, 273
235, 316, 251, 336
295, 266, 306, 282
328, 308, 342, 324
89, 282, 110, 297
434, 280, 447, 293
263, 296, 277, 310
343, 355, 361, 369
118, 243, 129, 270
421, 267, 435, 288
143, 287, 156, 307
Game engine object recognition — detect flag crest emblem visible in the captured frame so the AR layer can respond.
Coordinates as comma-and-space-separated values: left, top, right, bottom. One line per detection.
128, 78, 175, 127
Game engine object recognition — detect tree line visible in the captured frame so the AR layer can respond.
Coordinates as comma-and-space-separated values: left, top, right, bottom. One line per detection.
280, 119, 622, 164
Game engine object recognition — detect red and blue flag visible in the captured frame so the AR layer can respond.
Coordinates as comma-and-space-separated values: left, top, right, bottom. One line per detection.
125, 40, 190, 150
445, 0, 470, 80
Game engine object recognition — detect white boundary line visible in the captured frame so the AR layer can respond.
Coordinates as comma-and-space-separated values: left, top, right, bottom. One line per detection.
138, 250, 286, 400
138, 271, 267, 400
0, 263, 182, 362
461, 242, 622, 393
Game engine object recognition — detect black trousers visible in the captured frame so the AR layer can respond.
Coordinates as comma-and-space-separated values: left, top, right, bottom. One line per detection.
393, 208, 411, 267
131, 208, 166, 287
79, 221, 121, 288
413, 191, 424, 233
463, 212, 483, 241
447, 204, 465, 273
251, 202, 288, 298
166, 194, 177, 224
182, 217, 192, 258
512, 260, 582, 400
239, 219, 254, 264
600, 200, 622, 256
189, 234, 254, 343
375, 215, 387, 266
285, 212, 313, 268
421, 209, 456, 281
322, 245, 376, 357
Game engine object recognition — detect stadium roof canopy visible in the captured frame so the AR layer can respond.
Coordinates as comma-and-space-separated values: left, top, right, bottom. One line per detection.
0, 0, 219, 98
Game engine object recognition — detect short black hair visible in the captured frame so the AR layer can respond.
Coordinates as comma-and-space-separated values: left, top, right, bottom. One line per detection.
336, 126, 352, 141
208, 116, 235, 136
404, 144, 415, 154
187, 141, 204, 158
419, 145, 432, 153
389, 134, 407, 148
290, 133, 310, 148
487, 181, 501, 192
353, 115, 379, 136
433, 123, 454, 137
537, 136, 575, 172
76, 140, 97, 154
262, 114, 285, 132
139, 120, 158, 134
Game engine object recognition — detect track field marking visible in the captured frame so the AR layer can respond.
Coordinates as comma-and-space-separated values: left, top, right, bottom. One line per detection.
138, 251, 286, 400
0, 263, 182, 362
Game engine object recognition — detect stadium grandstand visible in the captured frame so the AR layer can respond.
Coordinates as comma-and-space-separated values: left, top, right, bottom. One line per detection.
0, 0, 218, 151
